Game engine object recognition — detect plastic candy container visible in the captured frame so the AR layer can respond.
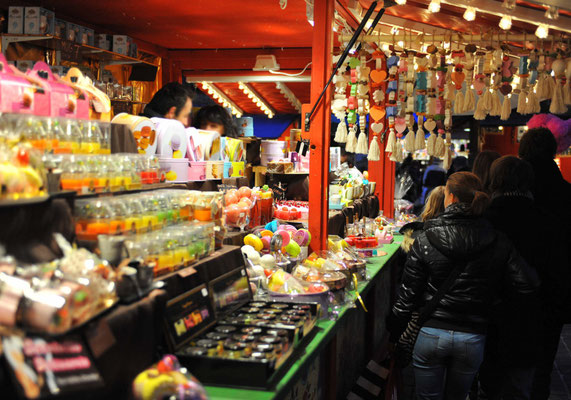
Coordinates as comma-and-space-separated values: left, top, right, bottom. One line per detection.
0, 140, 45, 200
133, 355, 208, 400
273, 200, 308, 221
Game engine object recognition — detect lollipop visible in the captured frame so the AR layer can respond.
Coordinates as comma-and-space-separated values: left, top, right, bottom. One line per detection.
293, 229, 311, 246
284, 241, 301, 257
275, 230, 291, 246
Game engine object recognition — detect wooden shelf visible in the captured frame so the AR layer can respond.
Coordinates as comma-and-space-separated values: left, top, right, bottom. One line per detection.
1, 34, 158, 68
111, 99, 147, 105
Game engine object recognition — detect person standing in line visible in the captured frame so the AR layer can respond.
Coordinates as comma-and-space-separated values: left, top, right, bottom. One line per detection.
518, 127, 571, 400
471, 150, 500, 194
387, 172, 539, 400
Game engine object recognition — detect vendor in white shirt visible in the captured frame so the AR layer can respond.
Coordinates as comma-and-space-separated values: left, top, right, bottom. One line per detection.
141, 82, 194, 126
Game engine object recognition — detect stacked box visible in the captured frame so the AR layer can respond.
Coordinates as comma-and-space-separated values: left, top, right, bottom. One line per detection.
79, 27, 94, 46
112, 35, 129, 56
54, 19, 67, 38
8, 7, 24, 34
95, 34, 112, 51
65, 22, 81, 43
24, 7, 55, 35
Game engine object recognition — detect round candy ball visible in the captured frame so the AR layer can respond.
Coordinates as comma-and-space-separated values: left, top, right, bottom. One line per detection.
284, 240, 301, 257
244, 234, 263, 252
265, 220, 280, 233
261, 236, 271, 250
275, 230, 290, 246
260, 230, 274, 238
293, 229, 311, 246
260, 254, 276, 268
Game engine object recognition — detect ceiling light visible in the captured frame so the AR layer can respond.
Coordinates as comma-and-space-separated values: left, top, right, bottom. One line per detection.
502, 0, 516, 11
428, 0, 440, 13
390, 26, 399, 35
395, 0, 406, 4
535, 23, 549, 38
545, 6, 559, 20
463, 7, 476, 21
499, 15, 512, 30
398, 40, 404, 48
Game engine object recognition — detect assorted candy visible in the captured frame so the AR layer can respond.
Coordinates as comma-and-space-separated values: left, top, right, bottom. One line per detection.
0, 140, 45, 200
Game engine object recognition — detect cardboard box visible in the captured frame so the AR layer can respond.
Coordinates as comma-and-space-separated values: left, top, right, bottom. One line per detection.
128, 38, 138, 58
50, 65, 68, 77
8, 7, 24, 34
113, 35, 129, 56
95, 34, 111, 51
24, 7, 55, 35
54, 19, 67, 38
79, 27, 94, 46
65, 22, 81, 43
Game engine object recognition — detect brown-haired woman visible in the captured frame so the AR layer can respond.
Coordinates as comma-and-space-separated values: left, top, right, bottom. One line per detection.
387, 172, 539, 400
472, 150, 500, 194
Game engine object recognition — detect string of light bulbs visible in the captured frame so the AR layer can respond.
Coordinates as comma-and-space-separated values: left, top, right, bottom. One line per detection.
201, 82, 243, 118
238, 82, 276, 118
391, 0, 564, 39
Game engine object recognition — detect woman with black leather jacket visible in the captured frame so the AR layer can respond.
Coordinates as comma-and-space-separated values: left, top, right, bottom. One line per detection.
387, 172, 540, 400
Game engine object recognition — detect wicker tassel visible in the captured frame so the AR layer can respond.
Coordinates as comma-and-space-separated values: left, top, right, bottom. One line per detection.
536, 75, 546, 99
334, 120, 348, 143
483, 90, 493, 112
443, 146, 452, 170
490, 92, 502, 116
426, 132, 437, 156
385, 128, 396, 153
463, 89, 475, 112
517, 91, 527, 114
394, 139, 404, 162
550, 84, 566, 114
474, 96, 487, 120
545, 76, 555, 100
527, 90, 541, 114
500, 95, 511, 120
435, 133, 445, 158
404, 130, 415, 153
356, 129, 369, 154
368, 135, 381, 161
415, 126, 426, 151
454, 90, 464, 114
346, 126, 357, 153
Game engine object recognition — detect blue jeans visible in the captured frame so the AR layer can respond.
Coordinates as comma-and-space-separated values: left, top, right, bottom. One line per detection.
413, 327, 486, 400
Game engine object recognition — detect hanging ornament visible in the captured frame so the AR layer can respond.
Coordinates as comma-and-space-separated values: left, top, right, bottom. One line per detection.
462, 43, 477, 112
526, 50, 541, 113
443, 131, 452, 170
415, 115, 426, 150
425, 118, 437, 156
499, 54, 514, 120
473, 50, 488, 120
544, 53, 555, 100
346, 125, 357, 152
334, 115, 348, 143
536, 51, 547, 99
451, 49, 466, 114
356, 114, 369, 154
564, 57, 571, 106
415, 54, 428, 115
550, 55, 567, 114
369, 50, 388, 157
394, 138, 404, 162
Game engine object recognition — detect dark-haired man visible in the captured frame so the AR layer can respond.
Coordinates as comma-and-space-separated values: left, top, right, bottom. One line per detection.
142, 82, 194, 126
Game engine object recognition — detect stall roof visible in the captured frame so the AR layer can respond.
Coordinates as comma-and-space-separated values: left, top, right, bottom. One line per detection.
5, 0, 569, 115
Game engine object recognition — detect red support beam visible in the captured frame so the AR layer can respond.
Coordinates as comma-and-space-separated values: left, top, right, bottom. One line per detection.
308, 0, 335, 252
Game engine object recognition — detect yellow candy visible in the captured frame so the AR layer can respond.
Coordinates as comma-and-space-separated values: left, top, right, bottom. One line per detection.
244, 234, 264, 252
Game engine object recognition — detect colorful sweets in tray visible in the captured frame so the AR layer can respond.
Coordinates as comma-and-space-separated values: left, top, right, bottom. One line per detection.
224, 185, 274, 229
273, 200, 309, 221
0, 140, 46, 201
133, 355, 208, 400
55, 153, 160, 194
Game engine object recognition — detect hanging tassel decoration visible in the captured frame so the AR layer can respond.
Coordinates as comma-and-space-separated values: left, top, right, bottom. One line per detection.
474, 95, 487, 120
454, 90, 464, 114
334, 118, 348, 143
517, 91, 527, 114
404, 130, 415, 153
482, 89, 493, 112
426, 131, 437, 156
346, 125, 357, 153
434, 131, 445, 158
385, 128, 396, 153
443, 130, 453, 170
527, 89, 541, 114
394, 139, 404, 162
501, 95, 511, 120
415, 124, 426, 151
490, 92, 502, 116
565, 58, 571, 105
463, 88, 475, 112
368, 135, 381, 161
356, 128, 369, 154
550, 58, 568, 115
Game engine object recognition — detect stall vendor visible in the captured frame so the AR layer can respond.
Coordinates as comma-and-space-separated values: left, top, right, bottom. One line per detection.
194, 105, 238, 138
141, 82, 194, 126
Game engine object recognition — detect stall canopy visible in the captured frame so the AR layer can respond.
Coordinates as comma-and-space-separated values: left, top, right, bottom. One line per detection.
10, 0, 568, 115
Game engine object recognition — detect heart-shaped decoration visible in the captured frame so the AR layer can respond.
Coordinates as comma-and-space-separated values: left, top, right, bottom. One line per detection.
358, 85, 369, 96
395, 117, 407, 133
371, 122, 384, 133
370, 70, 387, 83
424, 119, 437, 132
499, 84, 512, 96
369, 106, 386, 121
451, 71, 465, 89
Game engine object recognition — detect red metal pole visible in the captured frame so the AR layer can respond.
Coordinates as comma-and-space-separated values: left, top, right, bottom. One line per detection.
308, 0, 334, 252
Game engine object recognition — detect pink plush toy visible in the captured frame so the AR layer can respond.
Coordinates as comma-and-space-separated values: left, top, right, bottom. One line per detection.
527, 114, 571, 154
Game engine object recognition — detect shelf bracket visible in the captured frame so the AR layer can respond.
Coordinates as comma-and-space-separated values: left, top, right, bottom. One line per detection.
1, 35, 49, 55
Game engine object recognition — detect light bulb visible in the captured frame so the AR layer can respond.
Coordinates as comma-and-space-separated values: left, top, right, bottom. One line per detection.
398, 40, 404, 48
381, 43, 390, 51
395, 0, 406, 4
502, 0, 516, 11
499, 15, 512, 30
463, 7, 476, 21
535, 23, 549, 39
428, 0, 440, 13
545, 6, 559, 20
390, 26, 399, 35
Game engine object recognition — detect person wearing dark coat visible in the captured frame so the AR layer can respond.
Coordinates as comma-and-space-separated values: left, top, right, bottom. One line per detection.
479, 156, 570, 400
387, 172, 539, 400
518, 128, 571, 400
